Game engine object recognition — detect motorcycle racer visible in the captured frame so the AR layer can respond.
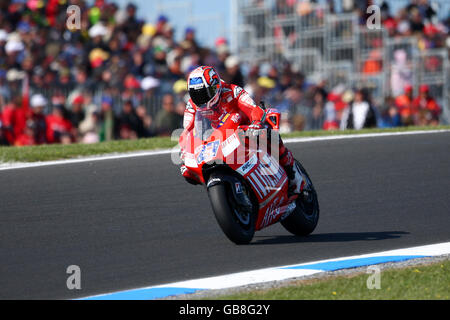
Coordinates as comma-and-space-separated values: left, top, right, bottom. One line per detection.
179, 66, 303, 195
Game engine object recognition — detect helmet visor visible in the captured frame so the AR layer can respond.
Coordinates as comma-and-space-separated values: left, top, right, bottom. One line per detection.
189, 85, 217, 107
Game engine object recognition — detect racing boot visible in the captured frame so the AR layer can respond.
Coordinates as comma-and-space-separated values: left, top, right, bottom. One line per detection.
279, 147, 303, 195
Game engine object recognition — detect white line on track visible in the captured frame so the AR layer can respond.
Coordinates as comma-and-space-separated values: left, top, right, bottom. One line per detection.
0, 129, 448, 171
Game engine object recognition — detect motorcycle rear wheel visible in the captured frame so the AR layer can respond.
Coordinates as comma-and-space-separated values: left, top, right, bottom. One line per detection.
281, 160, 319, 236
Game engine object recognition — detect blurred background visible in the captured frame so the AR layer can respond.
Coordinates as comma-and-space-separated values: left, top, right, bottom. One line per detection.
0, 0, 448, 146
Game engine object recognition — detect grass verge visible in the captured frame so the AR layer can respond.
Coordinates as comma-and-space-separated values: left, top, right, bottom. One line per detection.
0, 136, 178, 163
215, 260, 450, 300
0, 125, 449, 163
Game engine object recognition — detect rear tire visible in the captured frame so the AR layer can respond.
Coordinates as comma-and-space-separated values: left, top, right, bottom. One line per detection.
281, 160, 319, 236
207, 177, 256, 245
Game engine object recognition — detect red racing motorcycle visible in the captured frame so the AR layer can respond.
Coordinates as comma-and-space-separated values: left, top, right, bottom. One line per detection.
179, 108, 319, 244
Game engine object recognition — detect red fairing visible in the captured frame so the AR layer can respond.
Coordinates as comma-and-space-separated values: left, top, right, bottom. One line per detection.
179, 104, 297, 231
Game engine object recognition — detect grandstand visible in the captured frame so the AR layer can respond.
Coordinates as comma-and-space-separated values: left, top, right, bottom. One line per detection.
0, 0, 448, 146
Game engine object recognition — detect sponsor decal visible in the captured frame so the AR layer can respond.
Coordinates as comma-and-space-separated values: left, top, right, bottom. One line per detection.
233, 86, 243, 98
184, 152, 197, 168
261, 197, 284, 228
244, 154, 287, 201
217, 113, 230, 128
236, 154, 258, 176
235, 182, 242, 194
254, 155, 283, 187
231, 113, 241, 123
260, 154, 284, 183
249, 172, 267, 198
221, 133, 240, 157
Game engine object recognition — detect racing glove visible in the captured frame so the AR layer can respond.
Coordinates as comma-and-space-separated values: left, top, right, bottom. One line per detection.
247, 120, 265, 137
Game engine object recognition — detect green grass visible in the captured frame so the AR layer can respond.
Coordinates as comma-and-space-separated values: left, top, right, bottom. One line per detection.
0, 125, 449, 163
0, 136, 178, 162
215, 260, 450, 300
280, 125, 450, 139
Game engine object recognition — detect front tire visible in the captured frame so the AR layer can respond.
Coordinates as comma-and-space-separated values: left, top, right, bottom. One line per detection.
207, 176, 256, 245
281, 160, 319, 236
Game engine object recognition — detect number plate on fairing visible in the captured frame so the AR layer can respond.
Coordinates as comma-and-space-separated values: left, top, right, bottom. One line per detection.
196, 140, 220, 164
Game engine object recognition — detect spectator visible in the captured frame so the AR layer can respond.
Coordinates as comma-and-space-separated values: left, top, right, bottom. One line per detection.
362, 49, 383, 74
182, 27, 200, 53
223, 55, 244, 87
155, 93, 182, 136
172, 79, 189, 105
68, 94, 86, 137
323, 98, 339, 131
1, 95, 28, 145
78, 104, 100, 144
45, 105, 73, 144
411, 84, 441, 126
395, 85, 415, 126
98, 96, 116, 142
379, 97, 402, 128
29, 94, 48, 145
14, 119, 35, 146
141, 76, 160, 98
307, 90, 325, 131
136, 105, 155, 137
117, 100, 143, 139
409, 7, 425, 34
324, 85, 348, 130
255, 76, 277, 108
340, 89, 377, 130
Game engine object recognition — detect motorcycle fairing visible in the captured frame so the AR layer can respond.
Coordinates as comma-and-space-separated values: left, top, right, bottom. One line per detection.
181, 109, 294, 230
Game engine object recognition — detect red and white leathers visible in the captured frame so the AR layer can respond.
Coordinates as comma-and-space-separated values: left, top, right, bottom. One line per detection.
180, 81, 303, 194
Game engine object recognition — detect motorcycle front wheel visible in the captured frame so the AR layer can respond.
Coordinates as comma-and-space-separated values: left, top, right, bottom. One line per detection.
207, 174, 256, 245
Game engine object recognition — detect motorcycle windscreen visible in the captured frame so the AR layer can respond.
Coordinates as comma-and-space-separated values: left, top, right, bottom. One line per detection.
194, 112, 215, 141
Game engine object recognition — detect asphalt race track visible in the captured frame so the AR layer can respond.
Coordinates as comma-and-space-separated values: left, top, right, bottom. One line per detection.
0, 132, 449, 299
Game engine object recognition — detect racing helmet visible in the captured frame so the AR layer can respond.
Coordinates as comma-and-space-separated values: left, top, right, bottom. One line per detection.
187, 66, 222, 117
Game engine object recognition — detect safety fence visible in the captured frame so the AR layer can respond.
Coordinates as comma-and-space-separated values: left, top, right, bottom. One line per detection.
233, 0, 450, 123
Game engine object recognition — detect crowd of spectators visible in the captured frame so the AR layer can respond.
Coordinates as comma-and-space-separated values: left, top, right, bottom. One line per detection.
0, 0, 448, 146
239, 0, 448, 132
0, 0, 201, 145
